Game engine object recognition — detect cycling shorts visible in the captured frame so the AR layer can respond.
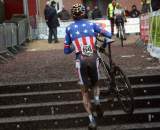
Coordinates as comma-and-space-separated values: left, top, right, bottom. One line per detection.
75, 53, 100, 88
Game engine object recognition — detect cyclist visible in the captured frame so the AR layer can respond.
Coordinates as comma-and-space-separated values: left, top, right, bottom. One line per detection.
64, 3, 112, 130
114, 3, 127, 40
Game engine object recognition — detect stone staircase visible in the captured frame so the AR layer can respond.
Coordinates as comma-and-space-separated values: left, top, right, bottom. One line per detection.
0, 75, 160, 130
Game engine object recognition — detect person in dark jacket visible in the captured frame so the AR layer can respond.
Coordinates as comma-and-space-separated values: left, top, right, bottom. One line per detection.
151, 0, 160, 11
44, 1, 51, 27
92, 6, 102, 19
48, 0, 60, 43
130, 5, 140, 18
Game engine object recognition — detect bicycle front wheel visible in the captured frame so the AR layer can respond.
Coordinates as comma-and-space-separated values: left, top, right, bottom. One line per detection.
114, 66, 134, 115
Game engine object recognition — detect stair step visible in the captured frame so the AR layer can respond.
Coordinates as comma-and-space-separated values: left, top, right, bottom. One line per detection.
0, 74, 159, 94
0, 95, 160, 117
0, 108, 160, 129
58, 122, 160, 130
0, 84, 160, 105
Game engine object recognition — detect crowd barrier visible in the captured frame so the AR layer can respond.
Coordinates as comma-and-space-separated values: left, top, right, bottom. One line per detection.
140, 10, 160, 59
10, 18, 29, 45
0, 24, 6, 53
0, 17, 29, 62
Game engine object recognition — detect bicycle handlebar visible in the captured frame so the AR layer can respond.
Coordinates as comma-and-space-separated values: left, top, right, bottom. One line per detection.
96, 36, 115, 66
96, 36, 115, 44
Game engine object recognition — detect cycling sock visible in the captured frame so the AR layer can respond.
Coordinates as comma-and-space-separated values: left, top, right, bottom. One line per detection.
88, 114, 95, 123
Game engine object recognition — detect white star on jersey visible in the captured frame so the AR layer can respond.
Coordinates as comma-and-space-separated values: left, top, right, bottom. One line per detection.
67, 27, 71, 31
82, 24, 86, 27
84, 30, 88, 33
76, 31, 80, 35
74, 25, 78, 28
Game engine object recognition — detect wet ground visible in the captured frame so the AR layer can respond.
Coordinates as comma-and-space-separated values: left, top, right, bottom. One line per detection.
0, 34, 160, 85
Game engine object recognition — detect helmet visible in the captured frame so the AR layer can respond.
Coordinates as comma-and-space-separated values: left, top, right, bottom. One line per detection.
71, 4, 85, 19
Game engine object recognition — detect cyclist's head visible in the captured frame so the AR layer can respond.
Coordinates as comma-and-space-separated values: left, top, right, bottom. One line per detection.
116, 3, 121, 9
112, 0, 117, 6
71, 3, 85, 20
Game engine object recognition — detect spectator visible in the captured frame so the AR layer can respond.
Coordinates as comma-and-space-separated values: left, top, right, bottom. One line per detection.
44, 1, 51, 27
130, 5, 140, 18
141, 0, 151, 13
86, 6, 92, 19
58, 7, 70, 21
47, 0, 60, 43
107, 0, 117, 35
92, 6, 102, 19
151, 0, 160, 11
124, 8, 130, 17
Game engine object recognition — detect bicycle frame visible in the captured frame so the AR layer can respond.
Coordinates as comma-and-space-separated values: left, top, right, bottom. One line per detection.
96, 39, 116, 89
96, 39, 113, 69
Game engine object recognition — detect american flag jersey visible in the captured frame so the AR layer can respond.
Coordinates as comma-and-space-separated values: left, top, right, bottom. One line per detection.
64, 19, 112, 54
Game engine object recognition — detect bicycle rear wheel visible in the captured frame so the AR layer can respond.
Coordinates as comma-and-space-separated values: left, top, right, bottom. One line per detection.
114, 66, 134, 114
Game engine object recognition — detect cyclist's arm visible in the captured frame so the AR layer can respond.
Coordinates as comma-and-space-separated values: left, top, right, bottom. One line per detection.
93, 23, 112, 38
64, 28, 74, 54
93, 23, 112, 48
122, 9, 127, 21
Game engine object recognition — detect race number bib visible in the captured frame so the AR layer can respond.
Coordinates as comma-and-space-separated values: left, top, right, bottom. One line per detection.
82, 45, 93, 56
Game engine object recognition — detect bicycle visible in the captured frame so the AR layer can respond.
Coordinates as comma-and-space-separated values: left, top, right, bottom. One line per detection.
96, 37, 134, 115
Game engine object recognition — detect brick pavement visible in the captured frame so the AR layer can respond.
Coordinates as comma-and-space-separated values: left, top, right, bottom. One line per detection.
0, 34, 160, 85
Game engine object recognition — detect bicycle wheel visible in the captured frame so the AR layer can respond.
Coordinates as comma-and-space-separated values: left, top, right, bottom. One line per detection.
114, 66, 134, 114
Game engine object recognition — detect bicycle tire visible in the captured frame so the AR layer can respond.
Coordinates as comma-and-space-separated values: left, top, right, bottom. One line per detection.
114, 66, 134, 114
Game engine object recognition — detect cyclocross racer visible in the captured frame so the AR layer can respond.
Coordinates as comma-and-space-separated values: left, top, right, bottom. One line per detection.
64, 3, 112, 129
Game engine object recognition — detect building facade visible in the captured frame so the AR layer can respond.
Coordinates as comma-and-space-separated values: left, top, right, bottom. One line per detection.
61, 0, 142, 16
36, 0, 142, 18
0, 0, 145, 21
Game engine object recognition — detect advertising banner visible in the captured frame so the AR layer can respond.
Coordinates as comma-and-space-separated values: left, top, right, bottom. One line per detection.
38, 18, 140, 39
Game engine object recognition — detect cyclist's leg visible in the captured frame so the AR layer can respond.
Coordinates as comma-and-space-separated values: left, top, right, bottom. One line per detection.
121, 21, 126, 40
81, 87, 93, 115
88, 57, 103, 118
115, 18, 119, 38
110, 18, 115, 35
76, 58, 96, 128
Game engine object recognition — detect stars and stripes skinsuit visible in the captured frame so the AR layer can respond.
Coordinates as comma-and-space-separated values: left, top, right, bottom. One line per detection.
64, 19, 112, 87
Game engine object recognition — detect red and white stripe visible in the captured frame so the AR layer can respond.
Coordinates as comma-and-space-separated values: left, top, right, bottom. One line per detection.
72, 36, 96, 53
